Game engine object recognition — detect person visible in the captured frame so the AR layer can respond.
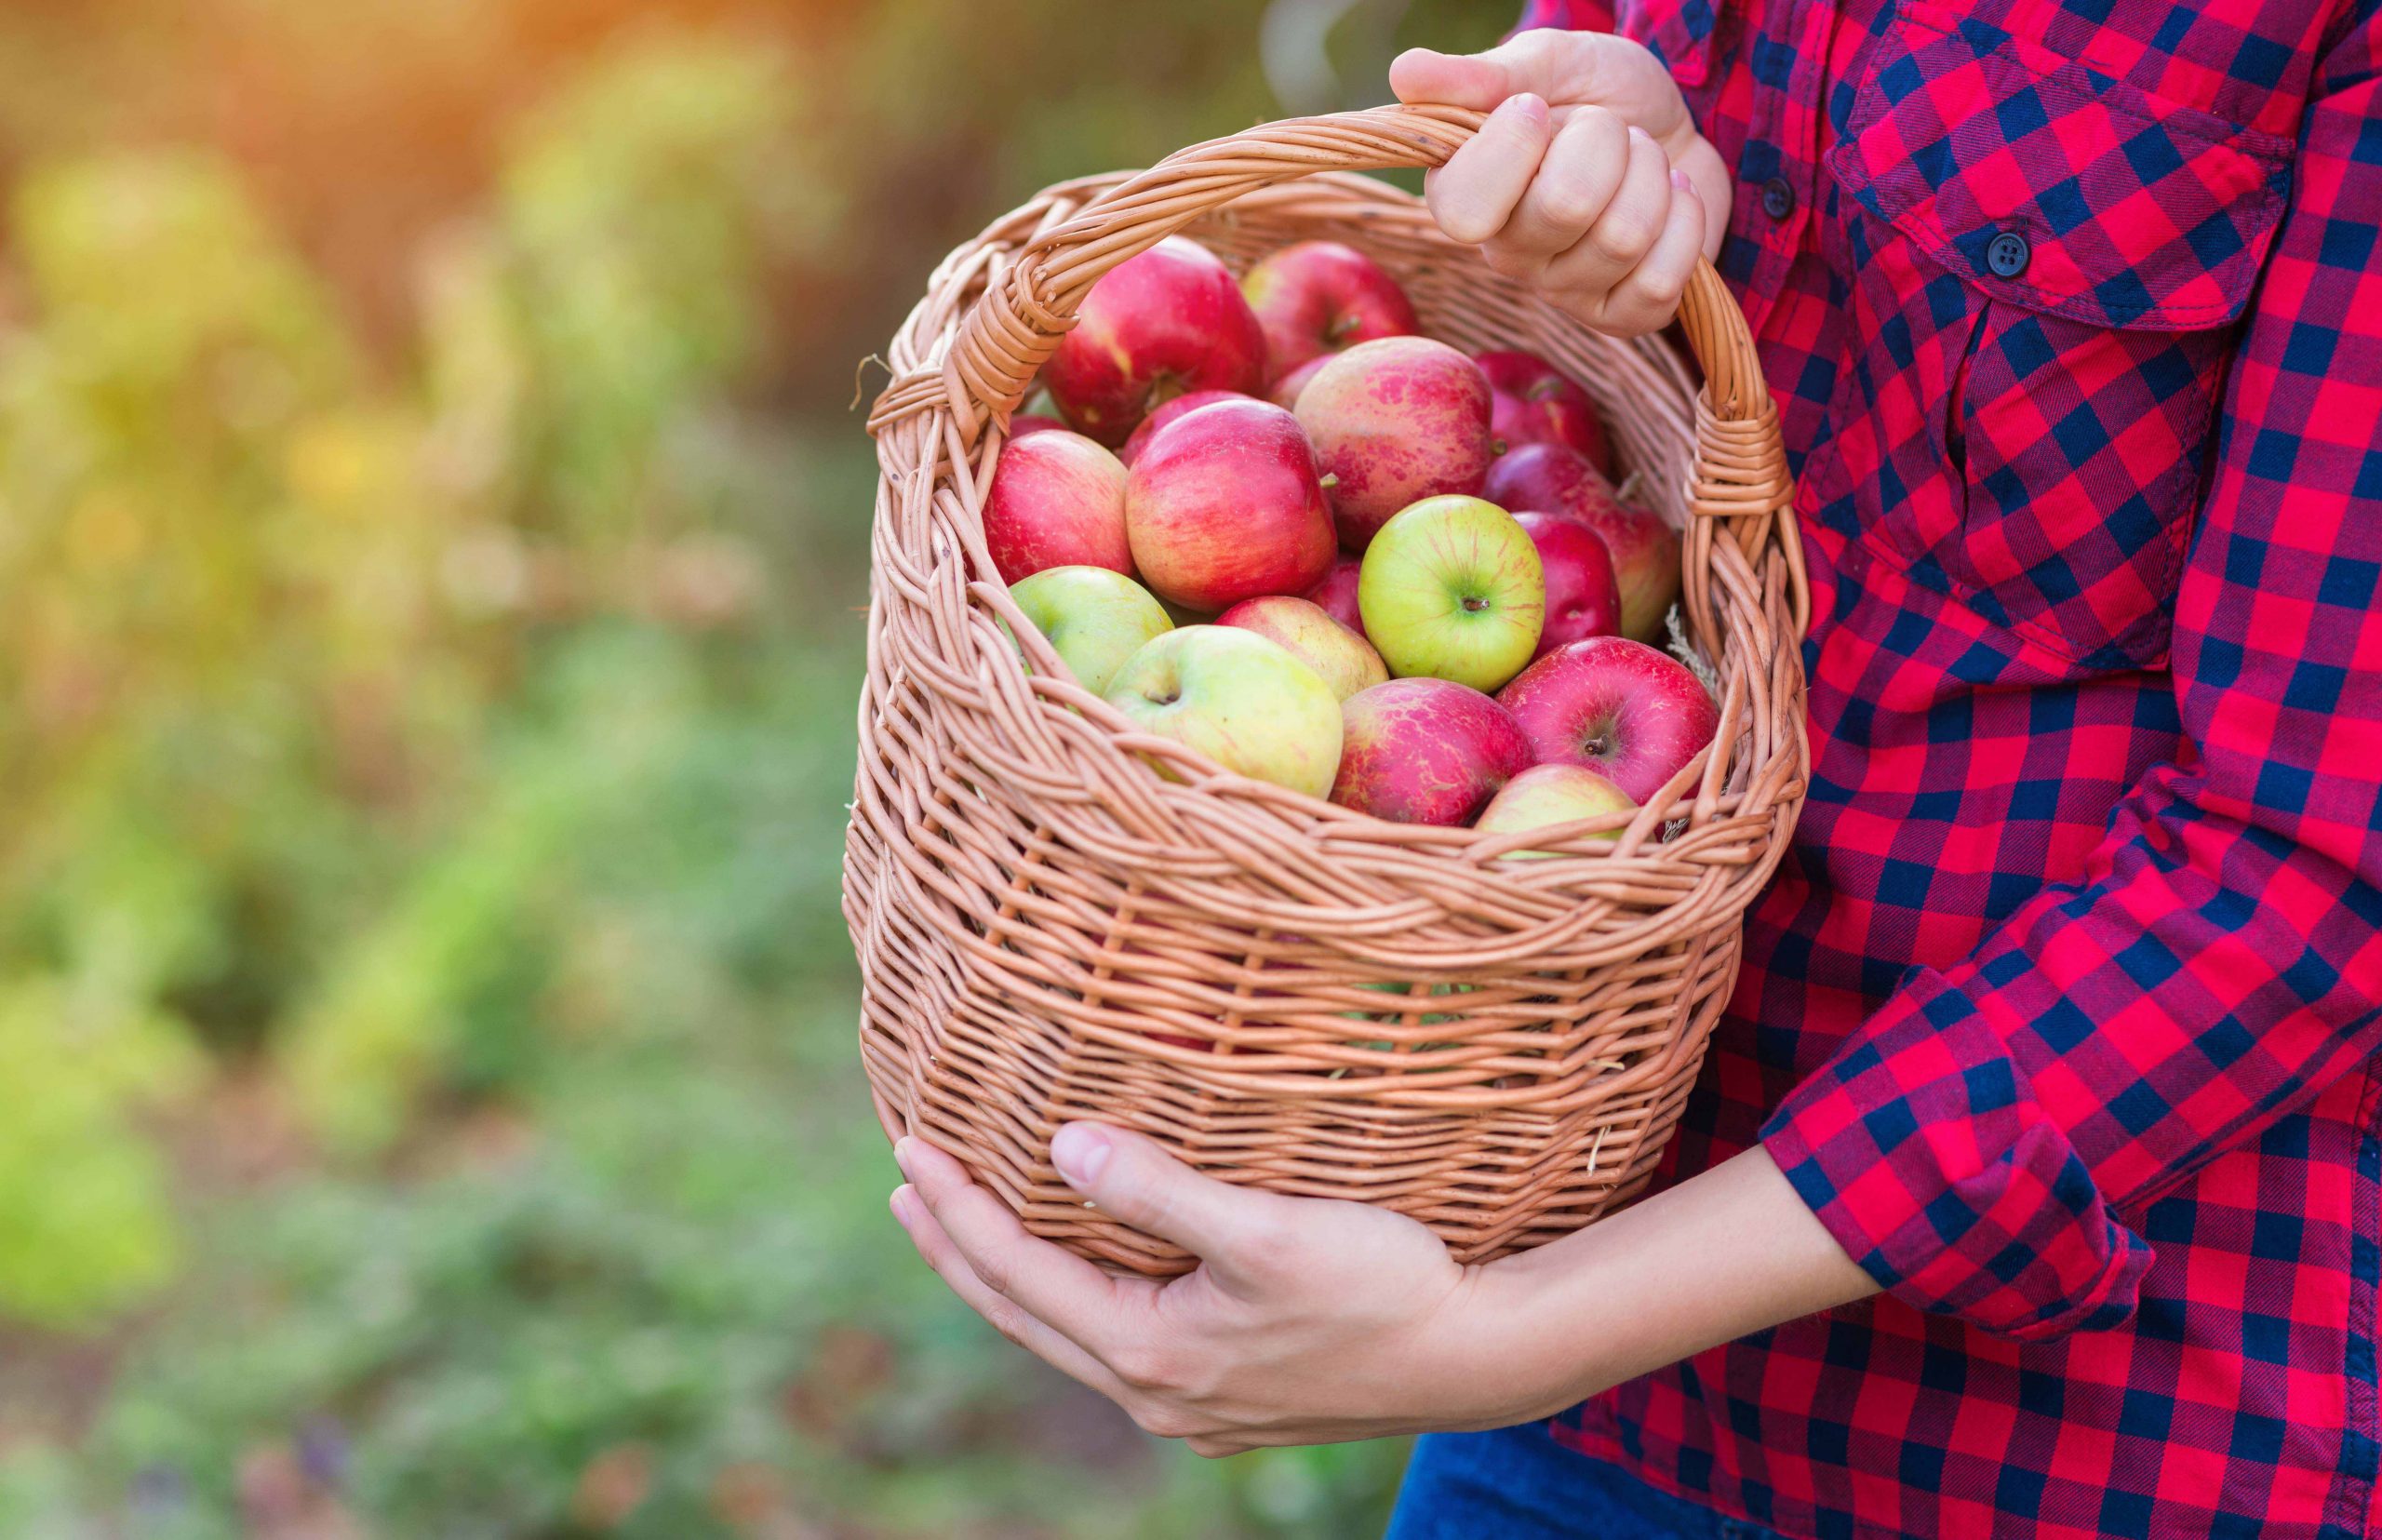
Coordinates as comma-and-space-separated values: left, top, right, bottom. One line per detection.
886, 0, 2382, 1532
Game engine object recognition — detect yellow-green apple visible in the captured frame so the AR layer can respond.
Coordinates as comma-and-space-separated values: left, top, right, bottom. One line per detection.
1240, 239, 1420, 385
982, 429, 1131, 584
1124, 397, 1336, 612
1118, 388, 1251, 467
1104, 625, 1343, 799
1295, 337, 1497, 550
1216, 595, 1387, 701
1516, 510, 1619, 659
1484, 442, 1680, 642
1008, 565, 1172, 697
1269, 355, 1329, 409
1358, 495, 1545, 691
1496, 636, 1720, 804
1302, 556, 1366, 636
1330, 677, 1532, 825
1474, 763, 1637, 857
1043, 236, 1267, 447
1475, 349, 1613, 474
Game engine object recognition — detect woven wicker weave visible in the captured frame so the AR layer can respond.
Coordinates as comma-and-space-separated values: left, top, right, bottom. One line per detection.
853, 104, 1808, 1277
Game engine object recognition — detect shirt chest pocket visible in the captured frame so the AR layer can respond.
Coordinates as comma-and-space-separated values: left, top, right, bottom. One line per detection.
1824, 1, 2293, 671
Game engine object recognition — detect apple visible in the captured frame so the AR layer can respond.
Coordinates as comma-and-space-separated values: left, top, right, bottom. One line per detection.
1240, 240, 1421, 385
1008, 566, 1172, 697
1216, 595, 1387, 701
1043, 236, 1267, 447
1515, 510, 1619, 659
1358, 495, 1544, 691
1473, 764, 1637, 858
1125, 397, 1336, 612
982, 429, 1131, 584
1330, 677, 1532, 825
1009, 413, 1068, 438
1302, 556, 1366, 636
1295, 337, 1497, 551
1118, 388, 1251, 467
1483, 442, 1680, 642
1104, 625, 1344, 799
1269, 355, 1329, 410
1496, 636, 1720, 804
1475, 349, 1613, 473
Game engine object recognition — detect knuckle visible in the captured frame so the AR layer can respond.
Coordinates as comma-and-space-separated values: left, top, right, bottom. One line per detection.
1111, 1340, 1180, 1393
1131, 1403, 1194, 1440
1589, 208, 1660, 263
982, 1302, 1031, 1348
970, 1247, 1015, 1299
1481, 242, 1539, 281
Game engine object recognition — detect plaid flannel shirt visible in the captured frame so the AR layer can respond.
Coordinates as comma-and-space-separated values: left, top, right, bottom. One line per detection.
1508, 0, 2382, 1533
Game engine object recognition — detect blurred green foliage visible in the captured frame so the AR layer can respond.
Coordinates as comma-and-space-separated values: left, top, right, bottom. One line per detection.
0, 1, 1505, 1533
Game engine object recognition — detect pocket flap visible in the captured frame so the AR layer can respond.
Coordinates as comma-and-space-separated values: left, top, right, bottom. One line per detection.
1830, 2, 2293, 330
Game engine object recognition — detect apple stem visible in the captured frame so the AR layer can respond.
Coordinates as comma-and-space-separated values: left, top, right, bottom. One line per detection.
1490, 436, 1508, 457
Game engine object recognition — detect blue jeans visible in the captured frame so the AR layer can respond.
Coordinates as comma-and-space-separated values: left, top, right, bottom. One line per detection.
1386, 1422, 1793, 1540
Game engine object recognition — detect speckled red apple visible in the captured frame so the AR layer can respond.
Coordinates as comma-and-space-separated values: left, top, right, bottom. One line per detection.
1330, 677, 1532, 825
1044, 236, 1267, 447
1476, 349, 1613, 474
982, 429, 1131, 584
1270, 355, 1330, 409
1496, 636, 1719, 804
1295, 337, 1496, 551
1124, 398, 1336, 612
1484, 442, 1680, 642
1118, 389, 1251, 467
1241, 240, 1420, 384
1515, 511, 1619, 659
1301, 556, 1366, 636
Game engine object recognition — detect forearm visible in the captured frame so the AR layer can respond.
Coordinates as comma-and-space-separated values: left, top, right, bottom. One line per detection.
1475, 1147, 1878, 1417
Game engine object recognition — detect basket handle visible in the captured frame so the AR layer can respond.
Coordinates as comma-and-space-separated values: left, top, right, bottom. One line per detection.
869, 102, 1803, 634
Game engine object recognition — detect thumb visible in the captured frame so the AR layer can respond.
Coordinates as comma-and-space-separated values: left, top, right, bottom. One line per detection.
1389, 30, 1579, 111
1050, 1122, 1292, 1272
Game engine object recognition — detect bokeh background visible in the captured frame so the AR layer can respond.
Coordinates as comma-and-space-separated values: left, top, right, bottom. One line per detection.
0, 1, 1519, 1535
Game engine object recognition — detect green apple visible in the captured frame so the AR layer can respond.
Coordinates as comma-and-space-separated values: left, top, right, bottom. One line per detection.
1008, 566, 1172, 698
1358, 495, 1546, 691
1103, 625, 1343, 798
1473, 763, 1637, 858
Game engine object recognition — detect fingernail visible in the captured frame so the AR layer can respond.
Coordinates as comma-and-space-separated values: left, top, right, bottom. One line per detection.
1503, 92, 1547, 127
1050, 1124, 1112, 1189
1671, 168, 1698, 197
893, 1138, 916, 1180
890, 1186, 917, 1228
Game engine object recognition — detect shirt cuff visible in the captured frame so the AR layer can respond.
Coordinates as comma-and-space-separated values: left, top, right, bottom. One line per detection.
1759, 967, 2155, 1341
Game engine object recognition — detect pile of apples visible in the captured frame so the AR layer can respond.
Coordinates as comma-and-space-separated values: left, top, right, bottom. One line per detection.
990, 235, 1717, 851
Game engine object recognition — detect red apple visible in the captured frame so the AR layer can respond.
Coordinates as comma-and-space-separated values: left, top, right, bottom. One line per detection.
1514, 511, 1619, 659
1240, 240, 1421, 385
1124, 398, 1336, 612
1484, 442, 1680, 642
1302, 556, 1366, 636
982, 429, 1131, 584
1044, 236, 1268, 447
1217, 595, 1387, 701
1270, 355, 1329, 410
1118, 389, 1251, 468
1295, 337, 1496, 551
1496, 636, 1719, 804
1009, 413, 1068, 437
1475, 349, 1613, 473
1331, 677, 1532, 825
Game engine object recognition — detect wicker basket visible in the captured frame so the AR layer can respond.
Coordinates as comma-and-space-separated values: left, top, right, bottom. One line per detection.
853, 103, 1808, 1277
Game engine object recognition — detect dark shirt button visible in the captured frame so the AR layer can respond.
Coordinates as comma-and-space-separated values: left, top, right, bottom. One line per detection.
1986, 229, 2032, 278
1760, 176, 1797, 221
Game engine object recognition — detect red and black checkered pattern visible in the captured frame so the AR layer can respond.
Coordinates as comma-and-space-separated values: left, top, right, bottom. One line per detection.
1506, 0, 2382, 1533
